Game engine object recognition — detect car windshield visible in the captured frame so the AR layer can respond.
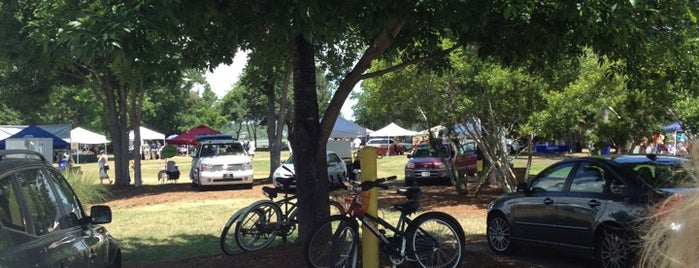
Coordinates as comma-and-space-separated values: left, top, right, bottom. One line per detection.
622, 162, 695, 189
283, 155, 294, 164
413, 144, 451, 158
201, 143, 245, 156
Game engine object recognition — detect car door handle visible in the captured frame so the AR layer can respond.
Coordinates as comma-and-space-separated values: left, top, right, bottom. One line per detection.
543, 198, 554, 205
588, 200, 601, 207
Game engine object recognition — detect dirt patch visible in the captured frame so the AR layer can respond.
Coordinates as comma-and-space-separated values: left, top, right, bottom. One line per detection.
106, 178, 538, 267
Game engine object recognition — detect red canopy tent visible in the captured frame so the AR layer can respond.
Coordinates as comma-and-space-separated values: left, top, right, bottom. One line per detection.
166, 124, 221, 145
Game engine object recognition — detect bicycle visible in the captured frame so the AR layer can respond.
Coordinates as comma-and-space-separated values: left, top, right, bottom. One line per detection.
304, 177, 465, 268
220, 168, 346, 255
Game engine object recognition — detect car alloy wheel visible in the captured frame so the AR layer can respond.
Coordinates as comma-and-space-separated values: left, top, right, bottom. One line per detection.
487, 214, 513, 254
596, 229, 630, 268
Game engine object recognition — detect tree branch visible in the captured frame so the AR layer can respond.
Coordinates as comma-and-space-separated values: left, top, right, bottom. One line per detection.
360, 44, 460, 80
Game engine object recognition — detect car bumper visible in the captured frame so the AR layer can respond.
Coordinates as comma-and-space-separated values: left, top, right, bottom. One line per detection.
197, 170, 254, 186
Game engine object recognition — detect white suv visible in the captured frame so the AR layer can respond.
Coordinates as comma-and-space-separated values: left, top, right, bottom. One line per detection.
189, 134, 254, 189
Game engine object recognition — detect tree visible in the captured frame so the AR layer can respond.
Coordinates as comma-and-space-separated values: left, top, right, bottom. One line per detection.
22, 1, 190, 186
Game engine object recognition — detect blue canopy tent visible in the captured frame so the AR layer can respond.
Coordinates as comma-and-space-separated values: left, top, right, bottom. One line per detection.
663, 122, 683, 133
0, 125, 70, 150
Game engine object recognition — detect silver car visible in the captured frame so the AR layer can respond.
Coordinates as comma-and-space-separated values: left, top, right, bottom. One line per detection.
190, 135, 254, 189
273, 151, 347, 188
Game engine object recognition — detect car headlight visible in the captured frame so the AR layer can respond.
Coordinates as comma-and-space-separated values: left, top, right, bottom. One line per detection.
406, 162, 415, 169
438, 162, 447, 169
242, 162, 253, 171
200, 163, 213, 172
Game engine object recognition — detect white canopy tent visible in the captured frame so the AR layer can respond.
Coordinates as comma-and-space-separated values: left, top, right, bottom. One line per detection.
71, 127, 109, 144
70, 127, 110, 164
330, 116, 368, 138
129, 126, 166, 159
368, 122, 418, 137
129, 126, 166, 143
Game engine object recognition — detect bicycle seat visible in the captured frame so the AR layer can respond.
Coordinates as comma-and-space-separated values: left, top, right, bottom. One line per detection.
394, 200, 420, 215
262, 186, 280, 199
397, 187, 421, 200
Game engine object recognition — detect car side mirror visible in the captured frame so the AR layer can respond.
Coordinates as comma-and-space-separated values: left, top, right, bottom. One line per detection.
90, 205, 112, 224
516, 182, 529, 193
406, 154, 412, 159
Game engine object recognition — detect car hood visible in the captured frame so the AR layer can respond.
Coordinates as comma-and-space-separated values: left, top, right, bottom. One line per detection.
199, 155, 251, 164
274, 164, 295, 178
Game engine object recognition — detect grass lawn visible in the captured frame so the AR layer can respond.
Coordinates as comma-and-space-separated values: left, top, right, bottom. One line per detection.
80, 151, 562, 263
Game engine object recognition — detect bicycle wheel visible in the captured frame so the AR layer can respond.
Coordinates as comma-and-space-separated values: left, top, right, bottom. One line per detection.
329, 200, 346, 216
406, 212, 465, 268
235, 201, 283, 251
305, 215, 359, 268
220, 210, 244, 255
282, 207, 299, 244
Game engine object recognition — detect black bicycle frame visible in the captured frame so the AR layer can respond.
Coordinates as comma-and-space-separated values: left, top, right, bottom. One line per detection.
353, 209, 414, 254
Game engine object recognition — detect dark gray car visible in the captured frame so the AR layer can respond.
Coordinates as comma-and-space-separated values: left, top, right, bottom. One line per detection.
0, 150, 121, 267
486, 154, 694, 268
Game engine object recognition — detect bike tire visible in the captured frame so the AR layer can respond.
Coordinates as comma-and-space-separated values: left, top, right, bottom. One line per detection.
235, 200, 283, 252
220, 210, 244, 255
305, 215, 359, 268
282, 207, 299, 244
405, 212, 465, 268
329, 200, 347, 216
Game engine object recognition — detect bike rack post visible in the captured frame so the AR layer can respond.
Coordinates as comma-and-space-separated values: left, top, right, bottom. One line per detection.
359, 146, 379, 268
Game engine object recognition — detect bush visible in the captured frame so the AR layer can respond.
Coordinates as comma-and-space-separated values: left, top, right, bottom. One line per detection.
62, 171, 111, 205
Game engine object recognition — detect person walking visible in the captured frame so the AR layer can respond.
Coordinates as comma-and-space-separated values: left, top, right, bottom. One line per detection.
98, 150, 111, 184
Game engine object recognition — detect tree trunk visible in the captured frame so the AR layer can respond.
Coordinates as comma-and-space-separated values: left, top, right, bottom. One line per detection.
292, 34, 330, 243
265, 64, 292, 180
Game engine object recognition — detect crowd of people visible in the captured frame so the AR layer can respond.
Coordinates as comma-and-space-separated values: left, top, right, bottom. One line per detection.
636, 133, 692, 157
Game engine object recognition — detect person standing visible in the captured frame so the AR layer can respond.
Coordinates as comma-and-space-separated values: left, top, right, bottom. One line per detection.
247, 140, 256, 159
98, 150, 111, 184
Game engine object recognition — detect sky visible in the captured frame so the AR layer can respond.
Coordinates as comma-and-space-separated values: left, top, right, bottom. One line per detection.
204, 52, 358, 120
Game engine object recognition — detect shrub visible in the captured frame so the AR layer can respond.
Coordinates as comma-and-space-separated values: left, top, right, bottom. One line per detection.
62, 170, 111, 205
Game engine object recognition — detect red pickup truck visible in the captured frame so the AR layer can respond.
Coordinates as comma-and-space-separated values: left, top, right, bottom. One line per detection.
404, 140, 477, 186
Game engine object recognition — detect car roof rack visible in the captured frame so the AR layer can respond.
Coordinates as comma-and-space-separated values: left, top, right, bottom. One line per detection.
0, 149, 48, 163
